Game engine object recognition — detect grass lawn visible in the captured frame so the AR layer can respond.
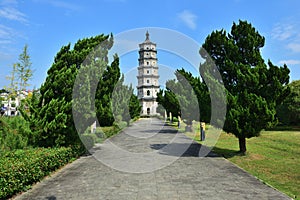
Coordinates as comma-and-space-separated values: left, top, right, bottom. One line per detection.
181, 121, 300, 199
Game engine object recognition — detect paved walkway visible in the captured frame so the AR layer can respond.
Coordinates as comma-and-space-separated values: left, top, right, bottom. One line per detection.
14, 118, 291, 200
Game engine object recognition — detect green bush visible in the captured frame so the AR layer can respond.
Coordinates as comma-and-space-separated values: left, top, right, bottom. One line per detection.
94, 127, 105, 139
101, 126, 120, 138
81, 125, 123, 145
113, 121, 128, 129
172, 117, 178, 122
0, 147, 81, 199
0, 116, 33, 151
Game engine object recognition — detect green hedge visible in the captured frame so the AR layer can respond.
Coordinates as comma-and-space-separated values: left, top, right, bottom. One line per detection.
0, 147, 81, 199
99, 126, 121, 138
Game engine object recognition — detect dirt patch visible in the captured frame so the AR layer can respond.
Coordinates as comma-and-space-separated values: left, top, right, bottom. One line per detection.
247, 153, 265, 161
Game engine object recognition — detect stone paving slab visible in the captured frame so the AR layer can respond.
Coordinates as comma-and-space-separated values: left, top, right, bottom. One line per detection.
13, 118, 292, 200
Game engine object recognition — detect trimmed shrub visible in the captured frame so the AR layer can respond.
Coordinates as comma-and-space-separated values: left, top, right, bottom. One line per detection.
0, 116, 32, 151
113, 121, 127, 129
172, 117, 179, 122
94, 128, 105, 139
100, 126, 120, 138
0, 147, 81, 199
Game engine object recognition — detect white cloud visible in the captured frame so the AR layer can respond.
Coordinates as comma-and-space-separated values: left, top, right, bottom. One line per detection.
0, 0, 28, 24
271, 23, 295, 41
0, 7, 27, 23
287, 43, 300, 53
271, 20, 300, 54
0, 24, 24, 42
0, 0, 27, 65
177, 10, 197, 30
278, 59, 300, 65
0, 24, 16, 44
0, 25, 12, 38
0, 24, 22, 60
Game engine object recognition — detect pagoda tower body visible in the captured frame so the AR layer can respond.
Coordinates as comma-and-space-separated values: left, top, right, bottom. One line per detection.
137, 32, 159, 116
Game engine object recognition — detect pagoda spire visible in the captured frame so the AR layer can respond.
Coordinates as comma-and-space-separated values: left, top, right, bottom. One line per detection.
145, 31, 150, 41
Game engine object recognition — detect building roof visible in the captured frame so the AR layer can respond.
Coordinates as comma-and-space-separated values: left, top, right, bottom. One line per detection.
141, 31, 155, 45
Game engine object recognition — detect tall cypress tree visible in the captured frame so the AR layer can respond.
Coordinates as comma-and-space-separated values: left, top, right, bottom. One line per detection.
32, 34, 114, 147
129, 93, 141, 120
156, 70, 200, 127
96, 54, 120, 126
112, 75, 141, 126
156, 83, 180, 121
176, 68, 211, 123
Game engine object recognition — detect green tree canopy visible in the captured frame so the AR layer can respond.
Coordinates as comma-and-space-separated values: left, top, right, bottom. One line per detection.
16, 45, 33, 91
95, 54, 120, 126
156, 82, 180, 120
156, 69, 200, 128
129, 92, 141, 120
176, 68, 211, 123
112, 75, 141, 126
201, 20, 290, 153
5, 45, 33, 102
277, 80, 300, 125
28, 34, 119, 147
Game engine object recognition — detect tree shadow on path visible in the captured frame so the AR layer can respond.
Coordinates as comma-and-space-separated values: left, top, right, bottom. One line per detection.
46, 196, 57, 200
150, 142, 221, 157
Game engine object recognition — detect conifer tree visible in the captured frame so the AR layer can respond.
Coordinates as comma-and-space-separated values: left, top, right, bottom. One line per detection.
32, 34, 115, 147
129, 93, 141, 120
112, 74, 141, 126
5, 45, 33, 116
72, 43, 109, 135
5, 63, 18, 97
277, 80, 300, 125
156, 86, 180, 121
173, 71, 199, 130
176, 68, 211, 123
157, 69, 210, 126
6, 45, 33, 95
201, 20, 290, 153
16, 45, 33, 91
96, 54, 120, 126
157, 70, 199, 127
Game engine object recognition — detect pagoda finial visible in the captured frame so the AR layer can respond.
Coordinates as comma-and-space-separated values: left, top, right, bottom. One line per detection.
145, 31, 150, 41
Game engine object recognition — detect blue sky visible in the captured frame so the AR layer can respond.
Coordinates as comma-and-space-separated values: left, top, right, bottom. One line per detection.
0, 0, 300, 89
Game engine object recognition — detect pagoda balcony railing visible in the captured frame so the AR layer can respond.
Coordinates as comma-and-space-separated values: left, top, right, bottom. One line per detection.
138, 65, 158, 69
137, 74, 160, 78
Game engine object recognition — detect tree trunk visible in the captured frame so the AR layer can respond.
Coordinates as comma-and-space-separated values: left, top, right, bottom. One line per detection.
185, 125, 193, 132
238, 136, 246, 154
185, 120, 193, 132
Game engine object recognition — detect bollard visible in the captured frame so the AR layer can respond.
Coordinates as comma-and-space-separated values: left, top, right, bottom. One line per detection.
200, 122, 205, 141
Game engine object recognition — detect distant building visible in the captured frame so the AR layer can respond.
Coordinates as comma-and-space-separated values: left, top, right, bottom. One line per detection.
0, 90, 31, 116
137, 31, 160, 116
